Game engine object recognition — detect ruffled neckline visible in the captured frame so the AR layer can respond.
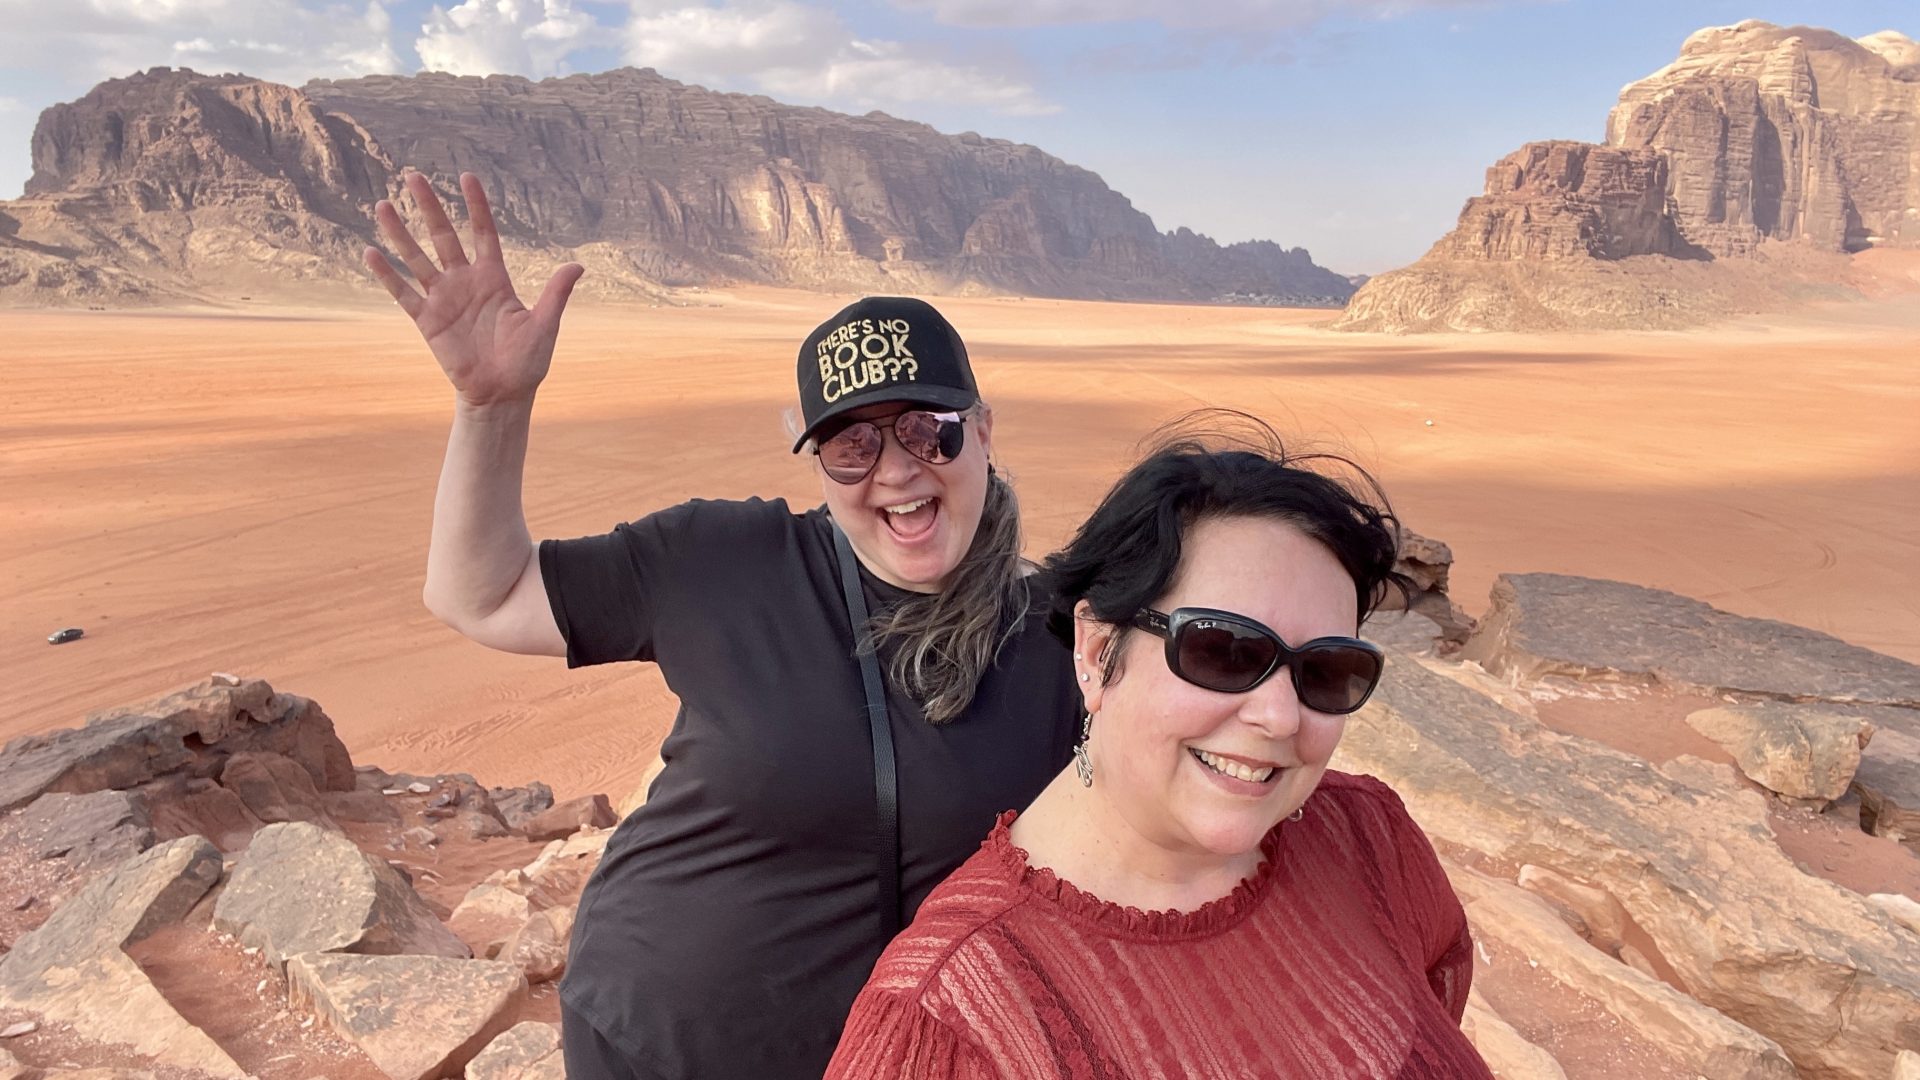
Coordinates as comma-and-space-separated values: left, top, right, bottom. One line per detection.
985, 808, 1293, 940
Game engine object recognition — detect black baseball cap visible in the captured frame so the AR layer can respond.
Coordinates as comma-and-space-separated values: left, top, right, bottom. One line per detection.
791, 296, 979, 453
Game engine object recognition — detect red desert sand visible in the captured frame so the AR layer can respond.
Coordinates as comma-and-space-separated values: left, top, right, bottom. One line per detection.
5, 288, 1918, 808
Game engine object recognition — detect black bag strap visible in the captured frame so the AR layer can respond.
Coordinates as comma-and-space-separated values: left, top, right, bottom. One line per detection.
831, 522, 903, 939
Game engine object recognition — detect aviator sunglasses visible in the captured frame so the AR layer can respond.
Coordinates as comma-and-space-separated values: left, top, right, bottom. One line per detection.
813, 409, 969, 484
1130, 607, 1385, 714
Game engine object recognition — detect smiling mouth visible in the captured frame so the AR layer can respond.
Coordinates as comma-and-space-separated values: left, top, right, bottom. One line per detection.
1189, 747, 1278, 784
880, 496, 939, 539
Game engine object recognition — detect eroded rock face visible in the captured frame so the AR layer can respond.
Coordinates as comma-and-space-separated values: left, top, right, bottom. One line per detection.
212, 821, 470, 965
1608, 21, 1920, 255
1337, 21, 1920, 332
2, 66, 1352, 307
1332, 654, 1920, 1080
0, 791, 154, 871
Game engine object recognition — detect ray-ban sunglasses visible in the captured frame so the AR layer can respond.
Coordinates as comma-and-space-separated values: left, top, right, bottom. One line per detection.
813, 409, 970, 484
1130, 607, 1385, 714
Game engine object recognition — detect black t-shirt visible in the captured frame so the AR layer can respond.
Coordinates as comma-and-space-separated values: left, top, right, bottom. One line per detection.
541, 497, 1079, 1079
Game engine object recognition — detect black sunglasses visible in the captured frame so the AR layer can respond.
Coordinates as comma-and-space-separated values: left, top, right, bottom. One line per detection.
1129, 607, 1385, 714
813, 409, 968, 485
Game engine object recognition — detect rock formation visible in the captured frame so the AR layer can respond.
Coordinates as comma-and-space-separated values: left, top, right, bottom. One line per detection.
1338, 21, 1920, 332
0, 66, 1353, 308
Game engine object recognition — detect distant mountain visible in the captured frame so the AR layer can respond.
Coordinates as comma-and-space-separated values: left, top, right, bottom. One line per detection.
1337, 21, 1920, 332
0, 66, 1354, 308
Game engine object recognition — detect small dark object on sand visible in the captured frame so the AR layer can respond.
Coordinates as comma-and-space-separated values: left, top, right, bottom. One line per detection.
47, 627, 84, 645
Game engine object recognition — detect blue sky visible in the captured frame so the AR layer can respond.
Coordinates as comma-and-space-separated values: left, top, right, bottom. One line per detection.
0, 0, 1911, 274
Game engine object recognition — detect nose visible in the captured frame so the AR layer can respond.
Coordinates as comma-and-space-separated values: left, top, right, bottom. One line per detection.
868, 428, 927, 488
1237, 665, 1305, 742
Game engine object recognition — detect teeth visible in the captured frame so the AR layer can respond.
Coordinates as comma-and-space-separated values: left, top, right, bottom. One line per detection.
1192, 748, 1276, 784
884, 498, 932, 514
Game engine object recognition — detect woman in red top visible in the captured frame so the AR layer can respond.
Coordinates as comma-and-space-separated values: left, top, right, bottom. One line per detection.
827, 417, 1495, 1079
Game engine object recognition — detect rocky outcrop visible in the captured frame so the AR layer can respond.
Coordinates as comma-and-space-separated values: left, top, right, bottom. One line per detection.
1338, 21, 1920, 332
1608, 22, 1920, 255
1459, 573, 1920, 707
1335, 654, 1920, 1078
212, 820, 471, 965
0, 675, 354, 815
0, 837, 243, 1078
1, 66, 1352, 308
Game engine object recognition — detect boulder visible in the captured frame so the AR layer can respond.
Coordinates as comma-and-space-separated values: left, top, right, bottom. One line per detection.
448, 885, 533, 960
518, 794, 616, 842
212, 821, 469, 965
136, 775, 263, 851
0, 791, 154, 871
466, 1021, 564, 1080
322, 788, 404, 825
1459, 573, 1920, 707
1854, 712, 1920, 846
1685, 702, 1874, 802
1446, 860, 1794, 1079
1897, 1050, 1920, 1080
217, 750, 336, 826
0, 837, 242, 1078
487, 783, 554, 830
1333, 652, 1920, 1079
499, 906, 573, 983
287, 952, 525, 1080
0, 678, 353, 814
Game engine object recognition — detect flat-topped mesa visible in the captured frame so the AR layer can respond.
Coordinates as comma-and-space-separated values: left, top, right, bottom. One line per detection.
1606, 20, 1920, 255
2, 65, 1354, 306
1434, 141, 1686, 262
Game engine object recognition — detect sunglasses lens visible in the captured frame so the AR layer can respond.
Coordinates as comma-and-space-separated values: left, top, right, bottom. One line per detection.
819, 423, 882, 483
1296, 645, 1383, 713
1175, 620, 1278, 693
894, 411, 964, 465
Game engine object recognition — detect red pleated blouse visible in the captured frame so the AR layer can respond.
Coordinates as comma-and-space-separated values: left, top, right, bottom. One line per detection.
826, 771, 1494, 1079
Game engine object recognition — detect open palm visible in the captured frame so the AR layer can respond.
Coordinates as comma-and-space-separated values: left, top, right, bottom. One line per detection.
366, 171, 584, 407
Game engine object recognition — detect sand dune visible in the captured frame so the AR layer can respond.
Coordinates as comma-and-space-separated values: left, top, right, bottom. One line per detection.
5, 289, 1917, 801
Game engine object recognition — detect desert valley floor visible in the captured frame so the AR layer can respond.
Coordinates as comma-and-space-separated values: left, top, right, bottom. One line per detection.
5, 287, 1918, 804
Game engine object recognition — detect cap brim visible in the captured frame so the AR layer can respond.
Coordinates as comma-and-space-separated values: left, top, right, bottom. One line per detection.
791, 385, 980, 453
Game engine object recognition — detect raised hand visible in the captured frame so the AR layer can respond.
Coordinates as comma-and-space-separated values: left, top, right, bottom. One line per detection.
366, 171, 585, 407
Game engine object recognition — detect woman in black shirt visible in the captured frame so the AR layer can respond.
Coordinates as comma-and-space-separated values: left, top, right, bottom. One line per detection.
365, 171, 1079, 1079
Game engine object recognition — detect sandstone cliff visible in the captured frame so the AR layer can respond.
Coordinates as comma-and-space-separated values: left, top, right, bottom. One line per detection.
1338, 21, 1920, 332
0, 66, 1352, 308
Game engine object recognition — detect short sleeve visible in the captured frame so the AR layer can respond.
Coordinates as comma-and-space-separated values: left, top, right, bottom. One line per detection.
538, 498, 794, 669
825, 990, 997, 1080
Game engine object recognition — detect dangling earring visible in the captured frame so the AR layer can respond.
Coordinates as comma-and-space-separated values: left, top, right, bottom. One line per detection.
1073, 713, 1094, 787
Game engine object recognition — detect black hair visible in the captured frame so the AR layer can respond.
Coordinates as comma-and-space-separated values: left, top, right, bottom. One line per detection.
1044, 410, 1412, 661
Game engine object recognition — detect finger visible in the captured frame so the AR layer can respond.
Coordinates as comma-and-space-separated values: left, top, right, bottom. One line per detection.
407, 170, 470, 270
375, 198, 439, 287
462, 173, 503, 264
364, 247, 425, 318
531, 263, 586, 330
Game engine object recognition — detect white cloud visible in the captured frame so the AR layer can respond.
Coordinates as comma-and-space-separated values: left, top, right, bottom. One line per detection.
417, 0, 599, 76
0, 97, 24, 113
892, 0, 1494, 30
0, 0, 402, 84
624, 1, 1055, 114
